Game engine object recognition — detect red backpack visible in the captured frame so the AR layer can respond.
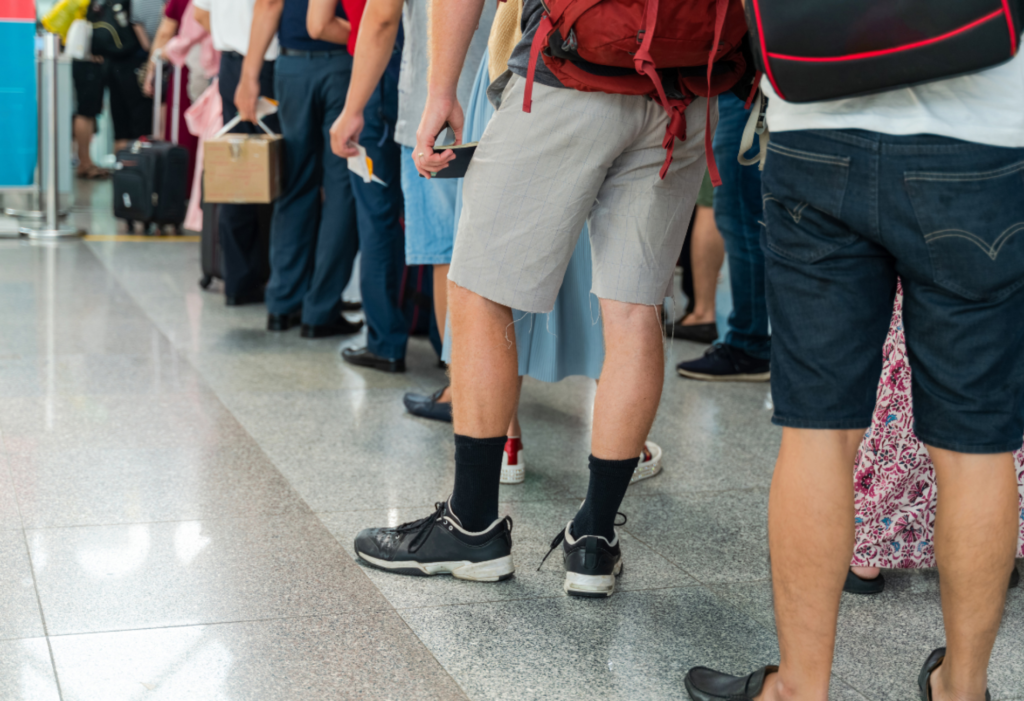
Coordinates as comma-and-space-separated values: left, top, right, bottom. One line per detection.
523, 0, 751, 183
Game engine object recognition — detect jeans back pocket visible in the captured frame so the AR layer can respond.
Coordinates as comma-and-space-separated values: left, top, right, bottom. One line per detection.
762, 141, 854, 264
905, 160, 1024, 302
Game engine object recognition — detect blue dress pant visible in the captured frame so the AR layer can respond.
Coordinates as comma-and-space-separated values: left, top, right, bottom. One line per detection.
217, 52, 278, 300
712, 92, 771, 361
267, 53, 360, 326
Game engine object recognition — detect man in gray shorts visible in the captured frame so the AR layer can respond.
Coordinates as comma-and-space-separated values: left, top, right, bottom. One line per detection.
352, 0, 714, 595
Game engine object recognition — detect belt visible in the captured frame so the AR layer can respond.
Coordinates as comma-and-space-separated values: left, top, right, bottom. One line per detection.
280, 48, 349, 58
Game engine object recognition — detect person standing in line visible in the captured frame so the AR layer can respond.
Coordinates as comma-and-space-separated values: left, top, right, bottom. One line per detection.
326, 0, 493, 375
234, 0, 365, 338
193, 0, 279, 306
676, 90, 770, 382
684, 46, 1024, 701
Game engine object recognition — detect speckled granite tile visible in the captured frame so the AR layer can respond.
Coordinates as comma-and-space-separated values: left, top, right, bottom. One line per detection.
0, 455, 22, 531
0, 531, 44, 640
0, 638, 61, 701
51, 611, 468, 701
401, 586, 778, 701
8, 441, 309, 528
620, 490, 770, 584
27, 514, 389, 635
0, 351, 205, 397
1, 319, 169, 357
319, 498, 696, 609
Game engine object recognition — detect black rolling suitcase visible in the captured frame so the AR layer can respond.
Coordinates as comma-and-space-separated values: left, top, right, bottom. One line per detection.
198, 199, 272, 290
113, 58, 189, 233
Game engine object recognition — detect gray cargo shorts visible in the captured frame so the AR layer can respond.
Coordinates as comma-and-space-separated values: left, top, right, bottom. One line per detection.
449, 73, 714, 313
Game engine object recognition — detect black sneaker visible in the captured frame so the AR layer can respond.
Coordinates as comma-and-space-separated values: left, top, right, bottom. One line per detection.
677, 343, 770, 382
354, 501, 515, 581
540, 519, 623, 597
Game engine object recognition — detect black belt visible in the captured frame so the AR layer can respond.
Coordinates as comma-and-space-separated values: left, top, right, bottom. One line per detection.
281, 48, 348, 58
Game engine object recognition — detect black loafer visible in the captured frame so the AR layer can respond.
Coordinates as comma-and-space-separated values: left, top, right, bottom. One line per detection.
1011, 566, 1020, 589
342, 346, 406, 373
844, 568, 885, 595
685, 665, 778, 701
267, 308, 302, 331
403, 386, 452, 422
665, 321, 718, 344
340, 300, 362, 312
919, 648, 990, 701
226, 289, 265, 306
301, 315, 364, 338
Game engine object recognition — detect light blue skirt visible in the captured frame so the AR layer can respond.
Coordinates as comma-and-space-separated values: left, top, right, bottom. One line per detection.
442, 55, 605, 382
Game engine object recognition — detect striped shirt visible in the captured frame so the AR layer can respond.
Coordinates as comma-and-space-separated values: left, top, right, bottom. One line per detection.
131, 0, 166, 41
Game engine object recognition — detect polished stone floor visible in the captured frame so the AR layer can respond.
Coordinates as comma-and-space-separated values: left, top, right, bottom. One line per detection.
0, 181, 1021, 700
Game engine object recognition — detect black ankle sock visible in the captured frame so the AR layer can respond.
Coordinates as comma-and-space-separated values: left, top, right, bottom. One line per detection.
450, 434, 506, 532
572, 454, 639, 540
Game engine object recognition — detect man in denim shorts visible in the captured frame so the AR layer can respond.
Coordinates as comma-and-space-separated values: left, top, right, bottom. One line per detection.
685, 52, 1024, 701
351, 0, 712, 595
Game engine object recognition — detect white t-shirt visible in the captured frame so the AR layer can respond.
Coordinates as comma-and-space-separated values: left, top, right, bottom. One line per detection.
763, 51, 1024, 149
193, 0, 279, 60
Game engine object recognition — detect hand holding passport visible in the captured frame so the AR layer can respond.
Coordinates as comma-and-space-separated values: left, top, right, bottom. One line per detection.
426, 124, 477, 179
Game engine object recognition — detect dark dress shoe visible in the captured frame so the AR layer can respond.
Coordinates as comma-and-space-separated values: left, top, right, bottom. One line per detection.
919, 648, 990, 701
684, 665, 778, 701
226, 290, 265, 306
267, 308, 302, 332
301, 315, 364, 338
342, 347, 406, 373
665, 321, 719, 344
844, 568, 885, 595
340, 300, 363, 312
403, 386, 452, 422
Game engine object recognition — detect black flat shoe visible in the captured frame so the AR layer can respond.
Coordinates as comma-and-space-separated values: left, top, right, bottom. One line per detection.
684, 665, 778, 701
342, 346, 406, 373
226, 290, 265, 306
340, 300, 362, 312
301, 315, 364, 338
267, 308, 302, 331
919, 648, 990, 701
1011, 565, 1019, 589
844, 568, 885, 595
665, 321, 719, 344
403, 386, 452, 422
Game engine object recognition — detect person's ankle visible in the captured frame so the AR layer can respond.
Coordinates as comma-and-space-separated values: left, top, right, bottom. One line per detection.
681, 311, 715, 325
929, 662, 989, 701
754, 672, 827, 701
851, 566, 881, 580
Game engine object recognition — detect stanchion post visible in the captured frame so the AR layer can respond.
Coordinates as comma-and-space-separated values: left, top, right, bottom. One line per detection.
21, 33, 79, 239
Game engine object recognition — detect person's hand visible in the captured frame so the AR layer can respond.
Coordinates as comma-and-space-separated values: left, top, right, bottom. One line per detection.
413, 92, 464, 178
329, 108, 364, 158
142, 63, 155, 97
234, 73, 261, 124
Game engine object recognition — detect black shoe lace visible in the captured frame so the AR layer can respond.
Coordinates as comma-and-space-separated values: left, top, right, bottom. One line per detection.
536, 512, 627, 571
393, 502, 446, 554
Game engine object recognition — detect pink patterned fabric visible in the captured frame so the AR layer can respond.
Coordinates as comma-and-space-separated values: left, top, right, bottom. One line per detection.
852, 284, 1024, 569
182, 80, 223, 232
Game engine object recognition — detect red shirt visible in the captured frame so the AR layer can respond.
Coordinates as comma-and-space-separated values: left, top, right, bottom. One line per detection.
340, 0, 366, 55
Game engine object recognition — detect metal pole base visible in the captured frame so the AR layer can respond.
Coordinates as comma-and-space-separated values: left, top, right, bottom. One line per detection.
4, 207, 72, 219
20, 225, 82, 239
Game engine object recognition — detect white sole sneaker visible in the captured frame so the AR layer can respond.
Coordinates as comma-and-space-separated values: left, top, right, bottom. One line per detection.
357, 552, 516, 582
564, 559, 623, 597
632, 441, 663, 484
501, 442, 525, 484
677, 368, 770, 382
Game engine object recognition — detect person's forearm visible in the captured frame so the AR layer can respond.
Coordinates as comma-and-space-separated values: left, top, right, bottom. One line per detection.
242, 0, 284, 80
133, 24, 152, 52
314, 17, 351, 44
427, 0, 485, 96
193, 7, 210, 33
345, 1, 402, 114
148, 18, 179, 60
307, 0, 351, 44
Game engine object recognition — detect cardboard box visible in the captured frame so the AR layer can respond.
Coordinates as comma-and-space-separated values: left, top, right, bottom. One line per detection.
203, 134, 283, 203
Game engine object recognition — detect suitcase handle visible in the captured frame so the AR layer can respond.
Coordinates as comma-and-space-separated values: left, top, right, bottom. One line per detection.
150, 48, 183, 144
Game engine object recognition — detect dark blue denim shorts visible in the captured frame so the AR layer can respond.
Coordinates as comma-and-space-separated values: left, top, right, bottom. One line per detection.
761, 129, 1024, 453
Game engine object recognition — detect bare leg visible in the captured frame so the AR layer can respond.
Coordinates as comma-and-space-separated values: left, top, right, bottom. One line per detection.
74, 116, 97, 175
927, 447, 1017, 701
757, 428, 865, 701
851, 566, 881, 579
682, 205, 724, 326
448, 281, 520, 438
434, 264, 453, 403
591, 300, 664, 459
507, 376, 524, 438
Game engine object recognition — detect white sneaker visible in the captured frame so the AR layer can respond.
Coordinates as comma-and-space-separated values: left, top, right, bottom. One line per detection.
500, 437, 525, 484
631, 441, 662, 483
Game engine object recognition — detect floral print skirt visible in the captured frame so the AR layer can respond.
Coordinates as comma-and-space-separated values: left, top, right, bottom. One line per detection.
852, 284, 1024, 569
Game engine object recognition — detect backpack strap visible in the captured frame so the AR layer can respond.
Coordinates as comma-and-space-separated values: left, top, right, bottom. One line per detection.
523, 13, 555, 113
738, 88, 769, 170
702, 0, 729, 186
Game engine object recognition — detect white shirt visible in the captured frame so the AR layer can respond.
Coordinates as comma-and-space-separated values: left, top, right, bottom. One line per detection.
193, 0, 279, 60
763, 51, 1024, 149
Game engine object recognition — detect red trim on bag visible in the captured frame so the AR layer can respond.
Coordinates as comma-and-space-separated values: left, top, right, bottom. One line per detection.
1000, 0, 1019, 53
768, 10, 1005, 63
751, 0, 785, 99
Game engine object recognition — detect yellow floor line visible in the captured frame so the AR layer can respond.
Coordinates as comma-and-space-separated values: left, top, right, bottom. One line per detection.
83, 235, 200, 242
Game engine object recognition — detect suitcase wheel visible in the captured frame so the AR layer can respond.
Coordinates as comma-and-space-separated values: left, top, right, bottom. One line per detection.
199, 275, 213, 290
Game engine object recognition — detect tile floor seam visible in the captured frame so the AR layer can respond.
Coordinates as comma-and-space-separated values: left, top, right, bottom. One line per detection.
18, 527, 65, 700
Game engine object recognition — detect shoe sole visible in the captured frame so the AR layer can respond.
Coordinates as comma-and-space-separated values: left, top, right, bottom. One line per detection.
631, 444, 662, 484
564, 559, 623, 598
500, 452, 525, 485
677, 368, 770, 382
357, 551, 515, 582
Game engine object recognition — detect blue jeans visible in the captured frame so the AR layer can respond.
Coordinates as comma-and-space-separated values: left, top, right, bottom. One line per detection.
763, 129, 1024, 453
400, 145, 457, 265
712, 92, 770, 361
267, 53, 359, 326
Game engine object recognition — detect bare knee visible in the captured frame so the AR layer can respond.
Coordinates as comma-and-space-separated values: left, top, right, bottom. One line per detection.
599, 299, 663, 335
